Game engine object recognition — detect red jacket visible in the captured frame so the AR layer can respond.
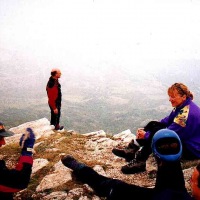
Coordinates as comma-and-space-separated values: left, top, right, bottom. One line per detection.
46, 76, 62, 110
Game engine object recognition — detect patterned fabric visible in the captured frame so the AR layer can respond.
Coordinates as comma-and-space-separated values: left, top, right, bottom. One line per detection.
174, 105, 189, 127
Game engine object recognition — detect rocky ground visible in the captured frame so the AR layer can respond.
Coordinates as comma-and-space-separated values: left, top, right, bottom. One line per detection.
1, 118, 198, 199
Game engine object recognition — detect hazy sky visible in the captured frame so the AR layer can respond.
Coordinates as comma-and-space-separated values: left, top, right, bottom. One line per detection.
1, 0, 200, 74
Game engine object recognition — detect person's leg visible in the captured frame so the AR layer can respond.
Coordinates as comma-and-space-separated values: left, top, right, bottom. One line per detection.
55, 106, 60, 130
134, 121, 166, 161
153, 189, 193, 200
0, 193, 13, 200
155, 161, 186, 191
112, 121, 166, 164
136, 121, 165, 161
135, 138, 147, 146
76, 166, 155, 199
121, 137, 153, 174
49, 106, 57, 126
154, 161, 193, 200
74, 166, 114, 197
136, 140, 152, 161
62, 155, 123, 197
55, 106, 64, 130
61, 155, 155, 199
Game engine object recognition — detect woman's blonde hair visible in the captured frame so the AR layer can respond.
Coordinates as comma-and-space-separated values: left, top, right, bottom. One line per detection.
168, 83, 193, 100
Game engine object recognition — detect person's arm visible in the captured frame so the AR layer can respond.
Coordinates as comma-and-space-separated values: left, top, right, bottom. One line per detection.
160, 106, 181, 126
136, 128, 146, 139
47, 86, 58, 110
0, 156, 33, 192
0, 128, 35, 193
166, 123, 187, 140
137, 121, 166, 140
46, 78, 58, 110
160, 114, 173, 127
161, 108, 189, 141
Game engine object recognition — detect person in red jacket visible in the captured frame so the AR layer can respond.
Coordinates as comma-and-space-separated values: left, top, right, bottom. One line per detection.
0, 122, 35, 200
46, 68, 64, 131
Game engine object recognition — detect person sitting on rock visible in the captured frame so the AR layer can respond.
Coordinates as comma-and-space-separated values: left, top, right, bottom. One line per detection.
112, 120, 166, 162
0, 122, 35, 200
61, 129, 193, 200
112, 82, 200, 174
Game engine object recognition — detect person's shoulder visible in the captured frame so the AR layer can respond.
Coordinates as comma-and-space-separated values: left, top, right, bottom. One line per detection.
47, 77, 55, 88
189, 101, 200, 113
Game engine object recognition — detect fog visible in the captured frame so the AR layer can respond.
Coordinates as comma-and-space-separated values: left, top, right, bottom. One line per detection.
1, 0, 200, 133
1, 0, 200, 72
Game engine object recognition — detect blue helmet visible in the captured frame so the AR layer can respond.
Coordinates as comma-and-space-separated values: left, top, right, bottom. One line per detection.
151, 129, 182, 162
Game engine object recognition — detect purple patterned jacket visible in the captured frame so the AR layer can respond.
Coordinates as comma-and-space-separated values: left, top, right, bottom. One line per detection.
160, 98, 200, 158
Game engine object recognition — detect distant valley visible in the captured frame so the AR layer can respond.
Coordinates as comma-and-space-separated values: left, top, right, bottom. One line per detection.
1, 61, 200, 134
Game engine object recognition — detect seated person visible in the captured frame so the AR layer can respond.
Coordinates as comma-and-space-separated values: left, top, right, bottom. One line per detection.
61, 129, 193, 200
0, 123, 35, 200
190, 163, 200, 200
112, 120, 166, 162
113, 83, 200, 174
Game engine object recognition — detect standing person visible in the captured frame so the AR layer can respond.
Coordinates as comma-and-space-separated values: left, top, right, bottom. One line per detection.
190, 163, 200, 200
113, 82, 200, 174
0, 122, 35, 199
46, 68, 64, 131
61, 129, 193, 200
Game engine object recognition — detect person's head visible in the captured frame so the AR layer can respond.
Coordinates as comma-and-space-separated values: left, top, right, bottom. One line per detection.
168, 83, 193, 107
0, 122, 14, 147
190, 163, 200, 200
51, 68, 62, 79
152, 129, 182, 162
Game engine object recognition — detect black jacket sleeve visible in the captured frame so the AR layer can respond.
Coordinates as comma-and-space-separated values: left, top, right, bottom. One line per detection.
0, 156, 33, 193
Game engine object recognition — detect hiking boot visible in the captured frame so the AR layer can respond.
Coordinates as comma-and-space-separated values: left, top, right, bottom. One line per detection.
61, 155, 85, 171
55, 125, 64, 131
112, 144, 139, 162
121, 159, 146, 174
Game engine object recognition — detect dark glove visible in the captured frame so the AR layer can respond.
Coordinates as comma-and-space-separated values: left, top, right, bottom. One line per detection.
19, 128, 35, 156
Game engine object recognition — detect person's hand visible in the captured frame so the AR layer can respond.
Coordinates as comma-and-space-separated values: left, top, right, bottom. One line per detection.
136, 128, 146, 139
19, 128, 35, 156
53, 108, 58, 114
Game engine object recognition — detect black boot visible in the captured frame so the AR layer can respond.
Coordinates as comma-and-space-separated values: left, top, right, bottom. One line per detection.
121, 159, 146, 174
112, 141, 139, 162
121, 151, 147, 174
61, 155, 86, 171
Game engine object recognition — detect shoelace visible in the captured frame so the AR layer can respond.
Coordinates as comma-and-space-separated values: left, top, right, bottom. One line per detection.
127, 159, 137, 167
114, 147, 129, 152
127, 159, 146, 167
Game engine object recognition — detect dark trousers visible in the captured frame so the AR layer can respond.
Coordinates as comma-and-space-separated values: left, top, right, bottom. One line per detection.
136, 134, 199, 162
73, 161, 192, 200
49, 105, 61, 128
74, 167, 155, 200
0, 192, 13, 200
